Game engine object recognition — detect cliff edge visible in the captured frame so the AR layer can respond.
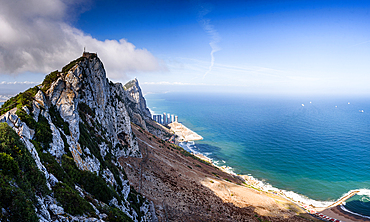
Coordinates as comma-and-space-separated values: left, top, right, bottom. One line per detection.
0, 54, 152, 222
0, 54, 318, 222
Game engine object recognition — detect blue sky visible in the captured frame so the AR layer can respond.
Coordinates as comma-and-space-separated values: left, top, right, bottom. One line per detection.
1, 0, 370, 98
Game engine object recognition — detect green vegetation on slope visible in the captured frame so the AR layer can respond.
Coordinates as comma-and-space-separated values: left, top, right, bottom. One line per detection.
62, 57, 85, 74
34, 115, 53, 150
53, 182, 95, 216
49, 105, 70, 135
41, 70, 60, 92
32, 140, 96, 216
0, 86, 38, 116
61, 154, 120, 204
77, 102, 144, 220
0, 55, 146, 220
0, 123, 50, 222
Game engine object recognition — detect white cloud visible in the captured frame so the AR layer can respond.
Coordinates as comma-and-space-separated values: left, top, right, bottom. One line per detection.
0, 0, 165, 80
142, 81, 220, 86
198, 7, 221, 79
0, 81, 41, 85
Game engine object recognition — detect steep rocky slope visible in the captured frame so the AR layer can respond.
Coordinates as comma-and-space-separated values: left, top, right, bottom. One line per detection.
0, 55, 153, 221
123, 79, 172, 140
0, 54, 318, 222
121, 124, 318, 222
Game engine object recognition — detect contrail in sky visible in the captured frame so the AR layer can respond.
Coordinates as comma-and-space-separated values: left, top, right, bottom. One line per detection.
199, 10, 221, 79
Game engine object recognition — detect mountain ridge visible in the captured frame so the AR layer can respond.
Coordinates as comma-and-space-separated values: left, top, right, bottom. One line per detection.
0, 54, 317, 222
0, 54, 154, 221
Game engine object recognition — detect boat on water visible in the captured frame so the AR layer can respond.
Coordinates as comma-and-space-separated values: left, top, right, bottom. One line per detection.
359, 110, 364, 113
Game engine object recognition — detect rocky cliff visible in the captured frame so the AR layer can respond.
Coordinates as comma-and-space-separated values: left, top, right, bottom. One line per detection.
123, 79, 151, 132
0, 54, 315, 222
0, 55, 153, 222
123, 79, 172, 140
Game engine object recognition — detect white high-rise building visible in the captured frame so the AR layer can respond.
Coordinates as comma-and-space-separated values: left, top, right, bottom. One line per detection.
175, 116, 178, 122
163, 112, 167, 124
171, 114, 174, 123
167, 113, 171, 123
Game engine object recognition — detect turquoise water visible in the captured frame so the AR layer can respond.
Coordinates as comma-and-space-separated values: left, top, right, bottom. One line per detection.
146, 92, 370, 217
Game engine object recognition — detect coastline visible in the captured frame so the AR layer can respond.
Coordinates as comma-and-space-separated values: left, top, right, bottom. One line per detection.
146, 93, 370, 221
128, 123, 317, 221
168, 122, 203, 142
320, 205, 369, 222
179, 139, 368, 222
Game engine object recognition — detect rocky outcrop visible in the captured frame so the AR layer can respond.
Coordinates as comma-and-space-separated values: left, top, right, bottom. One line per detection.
123, 79, 172, 140
0, 55, 153, 222
46, 57, 140, 162
123, 79, 151, 130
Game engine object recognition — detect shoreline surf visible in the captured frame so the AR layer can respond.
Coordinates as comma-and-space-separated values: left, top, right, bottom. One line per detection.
146, 93, 370, 221
178, 140, 370, 221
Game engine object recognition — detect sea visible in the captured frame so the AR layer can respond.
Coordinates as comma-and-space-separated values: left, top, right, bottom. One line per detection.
146, 92, 370, 218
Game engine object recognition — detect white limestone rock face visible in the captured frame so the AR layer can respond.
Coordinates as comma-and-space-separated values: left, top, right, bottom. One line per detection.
44, 111, 65, 159
49, 204, 64, 215
122, 79, 151, 131
44, 57, 140, 164
140, 201, 153, 222
102, 168, 116, 187
35, 90, 47, 108
121, 79, 171, 140
0, 55, 154, 222
123, 79, 151, 119
121, 176, 131, 200
0, 109, 53, 189
84, 155, 101, 174
36, 196, 51, 221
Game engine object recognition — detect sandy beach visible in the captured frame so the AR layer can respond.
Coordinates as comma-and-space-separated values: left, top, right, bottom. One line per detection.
123, 123, 319, 221
140, 120, 367, 221
168, 122, 203, 141
193, 146, 369, 222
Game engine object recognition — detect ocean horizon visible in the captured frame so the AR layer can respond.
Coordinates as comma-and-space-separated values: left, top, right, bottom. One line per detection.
146, 92, 370, 218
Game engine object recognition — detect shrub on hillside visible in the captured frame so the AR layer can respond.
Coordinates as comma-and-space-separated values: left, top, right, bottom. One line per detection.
0, 123, 49, 221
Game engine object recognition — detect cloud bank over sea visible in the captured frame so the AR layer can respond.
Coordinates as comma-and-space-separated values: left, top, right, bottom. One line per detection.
0, 0, 165, 80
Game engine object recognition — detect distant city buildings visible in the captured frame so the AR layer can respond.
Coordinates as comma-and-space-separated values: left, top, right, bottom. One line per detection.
163, 112, 167, 124
152, 112, 178, 125
153, 115, 162, 123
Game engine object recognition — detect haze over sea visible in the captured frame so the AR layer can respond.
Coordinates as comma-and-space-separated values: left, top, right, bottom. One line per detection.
146, 92, 370, 217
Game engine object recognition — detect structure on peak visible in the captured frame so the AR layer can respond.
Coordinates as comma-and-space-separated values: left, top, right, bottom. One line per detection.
82, 48, 97, 59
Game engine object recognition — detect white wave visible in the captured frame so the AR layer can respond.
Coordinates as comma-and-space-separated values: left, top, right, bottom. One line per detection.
218, 165, 236, 175
184, 141, 370, 210
357, 189, 370, 197
282, 190, 334, 208
179, 141, 198, 154
341, 204, 370, 220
